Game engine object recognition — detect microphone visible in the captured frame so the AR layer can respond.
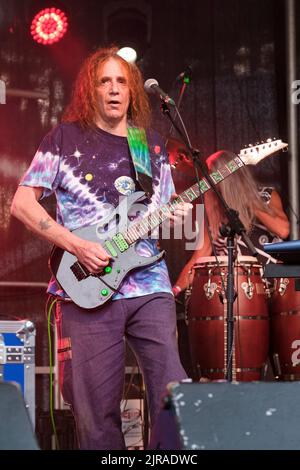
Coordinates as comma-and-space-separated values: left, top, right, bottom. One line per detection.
144, 78, 175, 106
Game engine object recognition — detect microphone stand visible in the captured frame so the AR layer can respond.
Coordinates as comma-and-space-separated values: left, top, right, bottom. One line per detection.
161, 102, 258, 382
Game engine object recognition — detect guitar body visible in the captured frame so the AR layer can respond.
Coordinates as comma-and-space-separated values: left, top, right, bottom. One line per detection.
49, 191, 164, 309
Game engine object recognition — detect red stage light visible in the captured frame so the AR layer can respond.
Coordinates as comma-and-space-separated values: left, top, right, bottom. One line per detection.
30, 8, 68, 45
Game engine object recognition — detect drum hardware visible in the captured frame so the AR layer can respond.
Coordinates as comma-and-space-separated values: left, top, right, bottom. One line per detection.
260, 361, 269, 380
190, 314, 268, 321
184, 287, 192, 325
276, 310, 300, 317
235, 315, 268, 320
278, 277, 289, 296
199, 366, 225, 374
235, 367, 262, 373
218, 291, 226, 304
203, 280, 218, 300
196, 365, 215, 383
198, 376, 211, 383
198, 366, 262, 374
189, 315, 224, 321
184, 267, 195, 325
272, 353, 282, 378
203, 269, 218, 299
218, 289, 237, 305
261, 275, 273, 298
218, 271, 227, 304
241, 268, 254, 300
187, 267, 194, 287
203, 268, 228, 301
196, 364, 202, 380
280, 373, 300, 381
241, 270, 254, 300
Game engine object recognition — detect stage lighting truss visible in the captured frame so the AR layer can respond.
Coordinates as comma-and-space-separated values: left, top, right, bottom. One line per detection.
30, 7, 68, 45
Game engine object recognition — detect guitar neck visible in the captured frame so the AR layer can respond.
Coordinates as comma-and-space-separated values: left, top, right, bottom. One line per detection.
125, 154, 245, 244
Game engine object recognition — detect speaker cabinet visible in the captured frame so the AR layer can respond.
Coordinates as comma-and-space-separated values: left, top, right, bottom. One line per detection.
0, 382, 39, 450
150, 381, 300, 450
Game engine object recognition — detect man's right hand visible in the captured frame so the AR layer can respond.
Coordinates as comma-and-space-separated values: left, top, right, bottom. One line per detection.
10, 186, 111, 275
73, 239, 111, 274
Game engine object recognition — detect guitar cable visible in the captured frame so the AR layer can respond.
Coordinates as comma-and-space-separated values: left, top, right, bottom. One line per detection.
46, 296, 60, 450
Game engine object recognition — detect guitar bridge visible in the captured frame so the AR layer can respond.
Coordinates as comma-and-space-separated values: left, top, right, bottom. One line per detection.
71, 262, 89, 281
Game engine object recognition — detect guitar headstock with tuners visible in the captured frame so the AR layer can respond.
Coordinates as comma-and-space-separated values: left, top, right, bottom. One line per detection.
239, 139, 288, 166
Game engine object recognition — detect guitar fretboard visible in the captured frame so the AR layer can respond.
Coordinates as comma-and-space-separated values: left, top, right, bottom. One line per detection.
124, 155, 244, 244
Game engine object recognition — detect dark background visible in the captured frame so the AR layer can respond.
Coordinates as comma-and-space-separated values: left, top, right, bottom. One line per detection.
0, 0, 296, 447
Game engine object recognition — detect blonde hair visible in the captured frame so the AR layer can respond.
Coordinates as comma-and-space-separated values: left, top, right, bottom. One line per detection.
63, 46, 151, 129
205, 150, 272, 239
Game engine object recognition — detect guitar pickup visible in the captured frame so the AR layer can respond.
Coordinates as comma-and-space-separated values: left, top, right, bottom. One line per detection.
70, 262, 89, 281
112, 233, 129, 253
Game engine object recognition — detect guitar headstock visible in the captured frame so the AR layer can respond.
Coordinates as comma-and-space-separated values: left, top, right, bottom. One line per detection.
239, 139, 288, 165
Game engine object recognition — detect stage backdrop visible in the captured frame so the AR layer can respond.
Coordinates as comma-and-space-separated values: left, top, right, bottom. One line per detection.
0, 0, 291, 418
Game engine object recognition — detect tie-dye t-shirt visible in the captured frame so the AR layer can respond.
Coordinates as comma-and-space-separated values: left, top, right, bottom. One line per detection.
20, 122, 175, 300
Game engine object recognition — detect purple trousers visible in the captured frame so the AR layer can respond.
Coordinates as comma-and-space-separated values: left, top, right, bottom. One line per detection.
55, 293, 187, 450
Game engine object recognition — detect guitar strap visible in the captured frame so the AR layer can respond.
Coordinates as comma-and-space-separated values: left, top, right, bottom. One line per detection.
127, 126, 153, 198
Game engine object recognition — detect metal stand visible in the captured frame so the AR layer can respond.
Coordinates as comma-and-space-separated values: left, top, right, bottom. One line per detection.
161, 102, 257, 381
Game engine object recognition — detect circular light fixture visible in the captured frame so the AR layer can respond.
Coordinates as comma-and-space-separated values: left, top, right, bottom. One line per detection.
30, 7, 68, 45
117, 47, 137, 64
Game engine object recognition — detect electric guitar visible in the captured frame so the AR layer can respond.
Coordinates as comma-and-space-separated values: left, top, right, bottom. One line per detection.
49, 139, 288, 309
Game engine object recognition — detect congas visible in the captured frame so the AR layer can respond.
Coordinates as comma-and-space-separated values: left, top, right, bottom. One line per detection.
270, 278, 300, 380
186, 256, 269, 381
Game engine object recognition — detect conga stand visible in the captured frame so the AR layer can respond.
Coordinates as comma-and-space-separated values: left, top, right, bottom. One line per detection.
219, 224, 238, 382
161, 102, 258, 382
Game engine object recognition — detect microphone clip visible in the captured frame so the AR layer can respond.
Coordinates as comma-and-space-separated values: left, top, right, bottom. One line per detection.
176, 66, 192, 83
160, 101, 171, 115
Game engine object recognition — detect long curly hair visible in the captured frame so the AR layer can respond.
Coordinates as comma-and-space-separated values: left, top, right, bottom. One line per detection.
63, 46, 151, 129
204, 150, 272, 238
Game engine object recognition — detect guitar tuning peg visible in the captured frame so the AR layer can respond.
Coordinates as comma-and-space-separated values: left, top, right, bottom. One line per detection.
267, 138, 272, 143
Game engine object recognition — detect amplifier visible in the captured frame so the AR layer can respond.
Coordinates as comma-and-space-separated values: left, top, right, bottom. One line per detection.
0, 320, 35, 427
